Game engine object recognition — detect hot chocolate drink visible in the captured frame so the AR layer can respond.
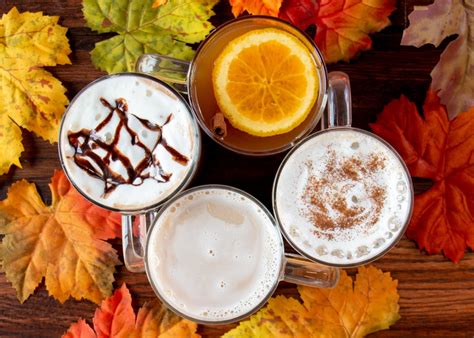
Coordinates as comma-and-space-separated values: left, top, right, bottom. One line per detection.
274, 129, 413, 266
59, 74, 199, 211
146, 187, 282, 323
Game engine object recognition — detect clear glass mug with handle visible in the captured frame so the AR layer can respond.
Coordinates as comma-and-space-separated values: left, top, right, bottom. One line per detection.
58, 73, 202, 272
272, 72, 414, 268
136, 15, 345, 156
128, 184, 339, 324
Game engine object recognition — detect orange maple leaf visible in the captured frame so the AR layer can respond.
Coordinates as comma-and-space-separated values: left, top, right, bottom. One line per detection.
279, 0, 396, 63
223, 266, 400, 337
63, 284, 200, 338
0, 170, 121, 304
230, 0, 283, 17
370, 90, 474, 262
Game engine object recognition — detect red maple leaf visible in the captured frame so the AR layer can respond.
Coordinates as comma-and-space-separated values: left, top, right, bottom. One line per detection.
370, 90, 474, 262
279, 0, 396, 63
63, 284, 200, 338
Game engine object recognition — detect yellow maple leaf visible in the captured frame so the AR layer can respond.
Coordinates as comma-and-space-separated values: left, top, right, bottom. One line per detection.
135, 299, 200, 338
223, 266, 400, 338
0, 7, 71, 175
230, 0, 283, 17
0, 170, 121, 304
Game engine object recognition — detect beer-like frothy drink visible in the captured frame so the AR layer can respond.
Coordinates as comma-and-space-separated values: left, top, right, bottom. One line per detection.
59, 74, 199, 211
274, 129, 412, 266
147, 188, 282, 322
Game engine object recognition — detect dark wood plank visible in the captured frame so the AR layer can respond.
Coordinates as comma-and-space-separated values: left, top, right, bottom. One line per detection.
1, 0, 474, 337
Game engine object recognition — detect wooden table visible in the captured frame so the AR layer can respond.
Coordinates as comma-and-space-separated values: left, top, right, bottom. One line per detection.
1, 0, 473, 336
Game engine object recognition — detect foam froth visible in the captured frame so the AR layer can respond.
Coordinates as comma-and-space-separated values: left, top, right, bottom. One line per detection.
59, 74, 198, 211
274, 129, 412, 265
147, 187, 282, 322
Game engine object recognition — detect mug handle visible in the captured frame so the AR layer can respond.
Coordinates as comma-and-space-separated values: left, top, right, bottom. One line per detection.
283, 253, 340, 288
324, 71, 352, 129
136, 54, 189, 94
122, 213, 156, 272
282, 71, 352, 288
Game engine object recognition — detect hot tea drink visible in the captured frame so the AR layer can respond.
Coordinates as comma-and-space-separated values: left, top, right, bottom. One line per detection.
146, 187, 282, 323
274, 129, 413, 266
59, 73, 199, 211
187, 17, 328, 155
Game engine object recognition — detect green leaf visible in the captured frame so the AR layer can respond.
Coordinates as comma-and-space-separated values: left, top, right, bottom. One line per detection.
82, 0, 218, 73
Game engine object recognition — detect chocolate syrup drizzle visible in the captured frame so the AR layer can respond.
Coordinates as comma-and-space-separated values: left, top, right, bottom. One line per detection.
67, 97, 189, 197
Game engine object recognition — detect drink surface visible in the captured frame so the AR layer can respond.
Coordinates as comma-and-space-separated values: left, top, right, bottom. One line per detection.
147, 187, 282, 322
190, 18, 326, 154
275, 129, 412, 266
60, 74, 197, 211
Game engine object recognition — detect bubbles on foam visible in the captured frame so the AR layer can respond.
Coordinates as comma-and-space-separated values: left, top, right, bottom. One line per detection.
356, 245, 370, 258
397, 180, 407, 193
373, 238, 385, 249
149, 187, 282, 322
331, 249, 344, 259
315, 245, 328, 256
388, 216, 402, 232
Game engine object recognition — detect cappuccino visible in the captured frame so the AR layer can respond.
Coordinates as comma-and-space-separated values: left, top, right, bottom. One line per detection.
146, 187, 282, 323
274, 129, 412, 266
59, 74, 199, 211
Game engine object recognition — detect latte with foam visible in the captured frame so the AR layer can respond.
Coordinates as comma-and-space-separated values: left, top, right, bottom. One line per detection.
274, 129, 413, 266
146, 187, 283, 323
59, 74, 199, 211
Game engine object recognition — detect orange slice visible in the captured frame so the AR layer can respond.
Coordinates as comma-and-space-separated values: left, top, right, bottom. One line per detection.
212, 28, 319, 137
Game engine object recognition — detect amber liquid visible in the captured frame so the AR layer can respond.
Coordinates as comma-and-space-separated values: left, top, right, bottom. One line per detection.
189, 17, 326, 155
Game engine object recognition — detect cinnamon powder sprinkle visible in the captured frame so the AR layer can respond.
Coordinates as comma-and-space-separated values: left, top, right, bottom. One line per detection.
300, 149, 387, 240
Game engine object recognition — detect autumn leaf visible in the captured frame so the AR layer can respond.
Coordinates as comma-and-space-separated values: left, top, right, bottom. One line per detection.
223, 266, 400, 337
279, 0, 396, 63
62, 284, 200, 338
82, 0, 218, 74
0, 7, 71, 175
229, 0, 283, 17
0, 170, 121, 304
370, 90, 474, 262
401, 0, 474, 119
63, 320, 96, 338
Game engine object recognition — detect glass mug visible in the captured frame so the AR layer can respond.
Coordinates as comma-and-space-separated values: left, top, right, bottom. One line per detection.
58, 73, 202, 271
130, 185, 339, 324
273, 72, 414, 267
136, 15, 336, 156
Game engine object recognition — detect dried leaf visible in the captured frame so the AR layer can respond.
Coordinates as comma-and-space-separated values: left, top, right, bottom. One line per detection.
62, 284, 200, 338
371, 90, 474, 262
0, 7, 71, 174
401, 0, 474, 119
279, 0, 396, 63
0, 170, 121, 304
82, 0, 218, 73
223, 266, 400, 338
230, 0, 283, 16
